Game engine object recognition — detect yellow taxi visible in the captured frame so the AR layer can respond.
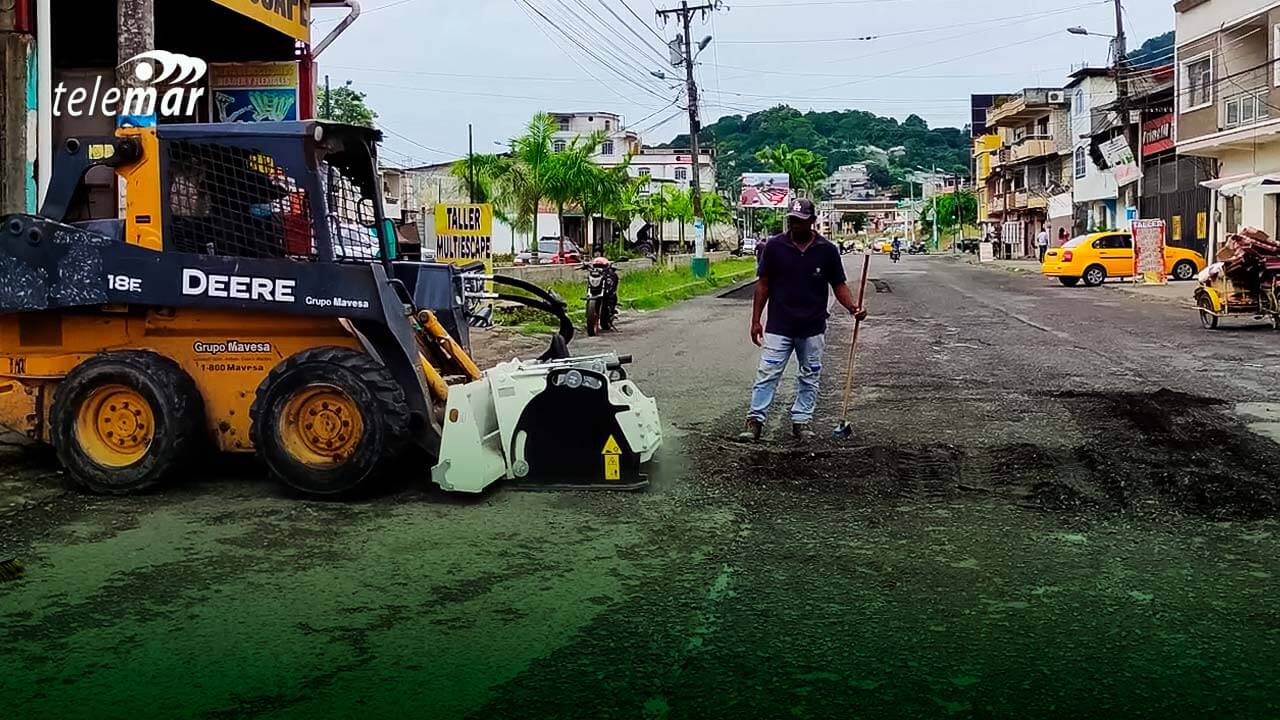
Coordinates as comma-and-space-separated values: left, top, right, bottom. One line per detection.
1040, 231, 1207, 287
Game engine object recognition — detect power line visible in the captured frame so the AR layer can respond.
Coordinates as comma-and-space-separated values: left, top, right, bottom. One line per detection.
513, 0, 642, 105
517, 0, 672, 103
356, 79, 668, 108
717, 4, 1102, 44
544, 0, 670, 81
376, 123, 465, 161
622, 0, 666, 43
592, 0, 670, 61
538, 0, 673, 98
561, 0, 669, 68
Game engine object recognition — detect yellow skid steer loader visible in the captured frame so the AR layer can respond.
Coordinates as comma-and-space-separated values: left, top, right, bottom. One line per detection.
0, 122, 661, 496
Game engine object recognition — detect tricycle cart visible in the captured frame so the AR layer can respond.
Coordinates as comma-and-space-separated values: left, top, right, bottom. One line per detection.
1194, 275, 1280, 329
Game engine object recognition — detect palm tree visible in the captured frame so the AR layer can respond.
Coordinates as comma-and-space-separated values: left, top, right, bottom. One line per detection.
578, 159, 633, 257
662, 185, 693, 252
542, 130, 606, 257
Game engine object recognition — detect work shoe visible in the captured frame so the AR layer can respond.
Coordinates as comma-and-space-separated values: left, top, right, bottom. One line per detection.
792, 423, 816, 441
735, 419, 763, 443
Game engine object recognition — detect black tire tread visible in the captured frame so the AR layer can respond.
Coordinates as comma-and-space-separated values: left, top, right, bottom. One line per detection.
249, 346, 410, 495
50, 351, 203, 495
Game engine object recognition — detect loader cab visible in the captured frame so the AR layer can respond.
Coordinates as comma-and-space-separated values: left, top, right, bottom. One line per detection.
41, 121, 397, 266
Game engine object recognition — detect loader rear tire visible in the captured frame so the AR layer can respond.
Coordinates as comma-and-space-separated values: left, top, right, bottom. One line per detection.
51, 351, 203, 495
250, 347, 409, 497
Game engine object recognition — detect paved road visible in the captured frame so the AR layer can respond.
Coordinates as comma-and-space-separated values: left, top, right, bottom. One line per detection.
3, 255, 1280, 719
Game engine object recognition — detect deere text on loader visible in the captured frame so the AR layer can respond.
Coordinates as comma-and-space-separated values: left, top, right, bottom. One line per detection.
0, 122, 661, 496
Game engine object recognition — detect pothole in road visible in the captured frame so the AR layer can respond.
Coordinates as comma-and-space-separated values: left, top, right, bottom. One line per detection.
869, 279, 892, 293
700, 388, 1280, 520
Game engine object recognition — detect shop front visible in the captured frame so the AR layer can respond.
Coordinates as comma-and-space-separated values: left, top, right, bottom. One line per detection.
32, 0, 354, 214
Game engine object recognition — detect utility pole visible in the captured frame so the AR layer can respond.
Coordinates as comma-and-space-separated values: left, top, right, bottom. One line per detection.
953, 173, 961, 253
324, 75, 332, 119
467, 123, 475, 203
117, 0, 154, 88
1111, 0, 1138, 228
0, 2, 32, 213
658, 1, 715, 278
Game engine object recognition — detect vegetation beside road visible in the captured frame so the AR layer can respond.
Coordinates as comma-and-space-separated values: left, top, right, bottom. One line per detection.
498, 257, 758, 334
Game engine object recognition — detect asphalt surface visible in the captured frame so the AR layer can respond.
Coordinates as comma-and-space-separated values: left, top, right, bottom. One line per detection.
4, 254, 1280, 719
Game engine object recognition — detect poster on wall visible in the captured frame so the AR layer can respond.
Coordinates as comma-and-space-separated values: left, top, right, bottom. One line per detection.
209, 62, 300, 123
1132, 219, 1167, 285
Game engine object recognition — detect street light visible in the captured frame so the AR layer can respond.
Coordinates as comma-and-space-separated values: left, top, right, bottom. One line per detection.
1067, 26, 1115, 38
697, 35, 713, 53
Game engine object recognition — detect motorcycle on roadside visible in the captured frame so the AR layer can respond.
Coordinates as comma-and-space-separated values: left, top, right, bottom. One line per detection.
584, 257, 620, 337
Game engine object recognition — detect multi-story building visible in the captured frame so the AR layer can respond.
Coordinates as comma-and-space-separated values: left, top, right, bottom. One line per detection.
973, 132, 1002, 232
986, 87, 1072, 257
1067, 67, 1120, 232
826, 163, 874, 199
630, 147, 715, 193
1131, 63, 1215, 255
1175, 0, 1280, 254
550, 111, 641, 164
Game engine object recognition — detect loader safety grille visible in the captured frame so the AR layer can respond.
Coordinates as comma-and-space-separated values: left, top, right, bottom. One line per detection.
321, 161, 381, 262
165, 141, 315, 259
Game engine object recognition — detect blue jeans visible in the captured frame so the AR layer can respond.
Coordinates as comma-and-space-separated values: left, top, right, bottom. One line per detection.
748, 333, 826, 424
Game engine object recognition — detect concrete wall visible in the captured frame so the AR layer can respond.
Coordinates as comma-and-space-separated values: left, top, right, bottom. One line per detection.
1176, 0, 1280, 45
495, 257, 656, 284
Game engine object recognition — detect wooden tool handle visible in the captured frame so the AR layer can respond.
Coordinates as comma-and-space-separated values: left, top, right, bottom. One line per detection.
839, 254, 872, 420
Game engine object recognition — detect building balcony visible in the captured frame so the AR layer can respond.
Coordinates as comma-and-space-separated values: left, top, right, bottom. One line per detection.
988, 197, 1004, 214
987, 88, 1066, 129
1027, 194, 1049, 210
1012, 191, 1029, 210
1009, 137, 1055, 163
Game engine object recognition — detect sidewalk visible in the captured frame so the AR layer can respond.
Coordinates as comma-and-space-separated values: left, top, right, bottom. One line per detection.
958, 253, 1197, 308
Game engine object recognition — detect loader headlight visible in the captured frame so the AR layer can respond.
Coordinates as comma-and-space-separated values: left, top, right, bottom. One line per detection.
564, 370, 583, 389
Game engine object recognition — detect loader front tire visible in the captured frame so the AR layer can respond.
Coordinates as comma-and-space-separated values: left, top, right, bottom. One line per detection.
51, 351, 203, 495
250, 347, 409, 497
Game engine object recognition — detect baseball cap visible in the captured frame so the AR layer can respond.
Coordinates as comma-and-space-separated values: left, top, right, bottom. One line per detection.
786, 198, 816, 222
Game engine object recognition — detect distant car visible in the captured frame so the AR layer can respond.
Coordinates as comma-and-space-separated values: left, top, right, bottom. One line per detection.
739, 237, 759, 256
514, 239, 582, 265
1041, 231, 1207, 287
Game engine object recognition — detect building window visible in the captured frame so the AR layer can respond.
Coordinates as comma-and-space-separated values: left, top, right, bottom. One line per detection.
552, 139, 566, 152
600, 140, 615, 156
605, 119, 611, 130
1275, 25, 1280, 87
1074, 146, 1086, 179
1073, 88, 1085, 116
557, 116, 570, 131
675, 167, 688, 180
1182, 53, 1213, 111
637, 167, 651, 176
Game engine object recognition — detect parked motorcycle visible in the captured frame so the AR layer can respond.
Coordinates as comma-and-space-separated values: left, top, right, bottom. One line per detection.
585, 257, 620, 336
908, 241, 927, 255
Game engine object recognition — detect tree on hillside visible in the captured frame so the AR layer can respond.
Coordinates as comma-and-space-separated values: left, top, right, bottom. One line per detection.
755, 143, 827, 197
318, 83, 377, 127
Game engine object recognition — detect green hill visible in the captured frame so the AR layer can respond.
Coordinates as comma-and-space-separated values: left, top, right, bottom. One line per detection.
661, 105, 972, 191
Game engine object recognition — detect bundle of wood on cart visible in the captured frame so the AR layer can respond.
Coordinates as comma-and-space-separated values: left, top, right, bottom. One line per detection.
1216, 227, 1280, 302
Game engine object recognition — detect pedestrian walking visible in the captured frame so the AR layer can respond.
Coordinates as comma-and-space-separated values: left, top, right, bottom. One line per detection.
1036, 226, 1050, 263
738, 198, 867, 443
1058, 227, 1069, 247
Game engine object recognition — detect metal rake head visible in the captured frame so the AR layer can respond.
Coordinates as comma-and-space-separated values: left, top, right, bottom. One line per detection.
831, 421, 853, 440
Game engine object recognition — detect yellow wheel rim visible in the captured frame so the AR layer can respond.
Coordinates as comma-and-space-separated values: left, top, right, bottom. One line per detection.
74, 384, 155, 468
279, 385, 364, 468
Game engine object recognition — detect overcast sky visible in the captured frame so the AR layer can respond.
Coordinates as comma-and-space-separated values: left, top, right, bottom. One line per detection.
313, 0, 1174, 167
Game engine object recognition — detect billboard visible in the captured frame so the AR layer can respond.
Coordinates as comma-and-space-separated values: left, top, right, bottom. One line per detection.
209, 62, 299, 123
739, 173, 792, 208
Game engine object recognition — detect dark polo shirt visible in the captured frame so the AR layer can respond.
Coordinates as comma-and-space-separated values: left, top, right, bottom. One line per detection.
758, 232, 846, 338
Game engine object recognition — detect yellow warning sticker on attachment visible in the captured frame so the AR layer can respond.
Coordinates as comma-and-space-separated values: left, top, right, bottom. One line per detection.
604, 455, 621, 481
601, 435, 622, 456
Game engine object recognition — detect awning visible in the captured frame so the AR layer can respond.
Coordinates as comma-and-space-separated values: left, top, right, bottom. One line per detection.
1201, 173, 1280, 197
210, 0, 310, 42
